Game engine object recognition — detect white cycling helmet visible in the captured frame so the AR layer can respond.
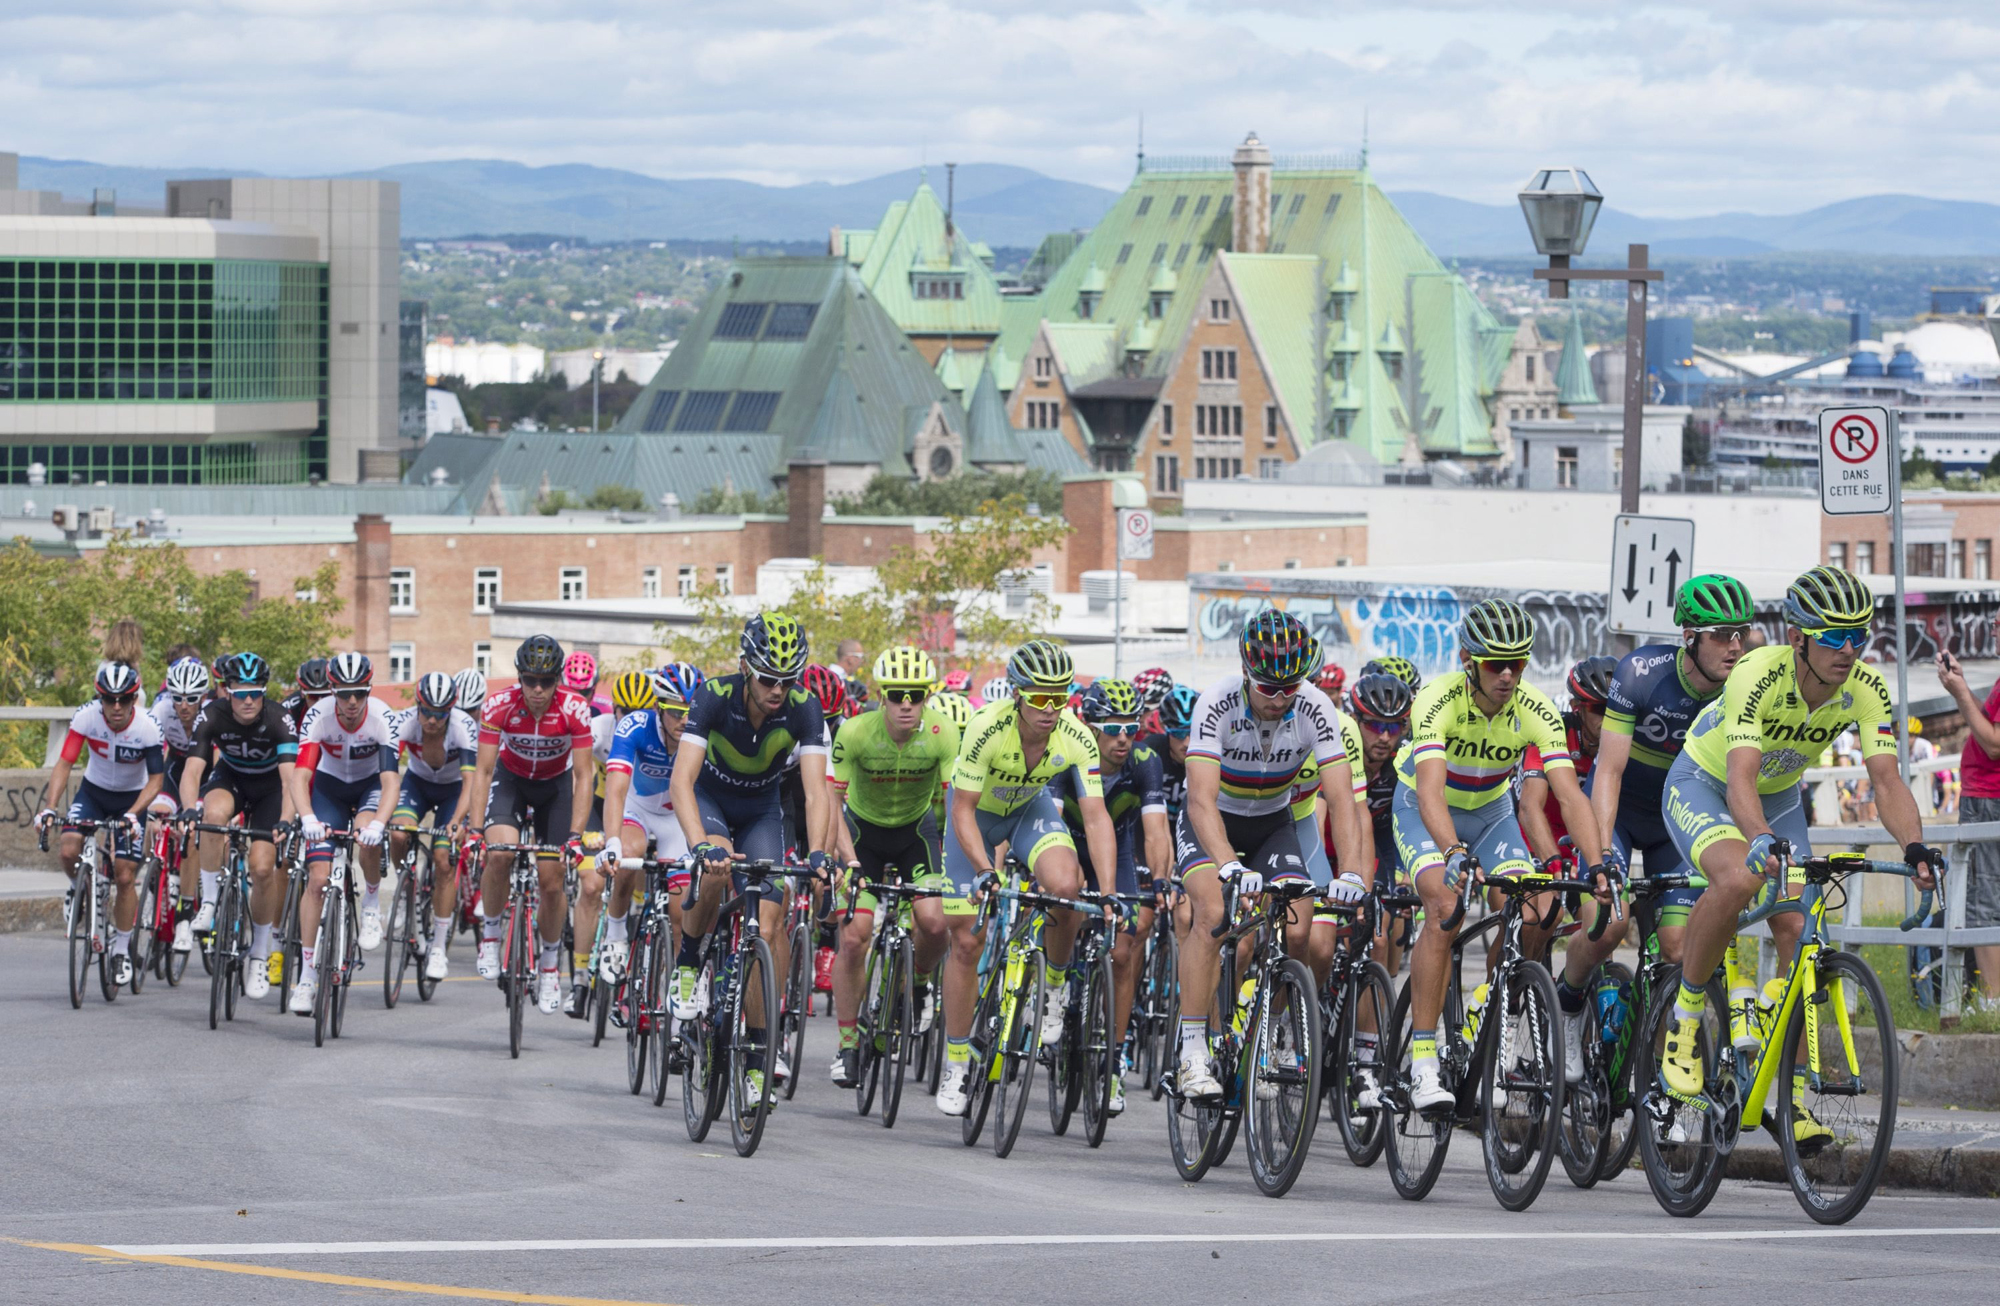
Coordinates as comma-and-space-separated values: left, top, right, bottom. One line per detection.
453, 667, 487, 713
164, 657, 210, 698
978, 677, 1014, 707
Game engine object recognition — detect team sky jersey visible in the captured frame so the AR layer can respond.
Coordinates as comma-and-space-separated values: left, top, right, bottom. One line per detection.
191, 698, 299, 775
150, 700, 198, 760
1399, 671, 1570, 811
1517, 715, 1596, 844
951, 699, 1102, 816
395, 707, 478, 783
298, 697, 400, 784
1602, 643, 1721, 812
480, 685, 594, 781
605, 709, 679, 819
1138, 732, 1188, 821
682, 673, 827, 796
829, 706, 959, 828
61, 701, 166, 791
1682, 644, 1895, 793
1186, 676, 1347, 818
1050, 739, 1168, 837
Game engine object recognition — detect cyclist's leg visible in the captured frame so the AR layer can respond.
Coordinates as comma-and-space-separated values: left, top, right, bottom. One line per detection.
193, 772, 240, 919
834, 811, 889, 1046
1627, 809, 1698, 964
237, 772, 286, 934
1108, 820, 1144, 1050
1397, 777, 1464, 1044
1172, 803, 1227, 1030
906, 809, 951, 975
938, 792, 999, 1048
1667, 756, 1765, 1001
297, 772, 360, 953
523, 777, 571, 951
1021, 791, 1084, 970
574, 786, 607, 973
479, 768, 529, 935
726, 791, 788, 1038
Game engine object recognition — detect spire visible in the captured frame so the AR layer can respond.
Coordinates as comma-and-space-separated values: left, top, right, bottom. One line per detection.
1136, 112, 1145, 175
1556, 307, 1599, 406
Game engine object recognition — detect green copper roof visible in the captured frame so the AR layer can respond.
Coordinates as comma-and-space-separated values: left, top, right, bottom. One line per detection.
1222, 254, 1321, 450
1557, 309, 1600, 406
841, 182, 1005, 339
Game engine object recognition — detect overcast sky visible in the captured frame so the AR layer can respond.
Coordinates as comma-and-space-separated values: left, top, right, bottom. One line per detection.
0, 0, 1981, 215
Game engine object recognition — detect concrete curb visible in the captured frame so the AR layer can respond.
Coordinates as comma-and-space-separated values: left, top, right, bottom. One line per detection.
1726, 1141, 2000, 1199
0, 895, 60, 932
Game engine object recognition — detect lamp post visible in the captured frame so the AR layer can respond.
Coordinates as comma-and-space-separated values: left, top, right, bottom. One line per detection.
1519, 167, 1661, 514
591, 348, 604, 433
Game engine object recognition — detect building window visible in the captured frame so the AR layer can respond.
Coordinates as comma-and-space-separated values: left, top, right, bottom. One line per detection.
1541, 406, 1551, 420
1033, 355, 1053, 380
1265, 405, 1279, 444
388, 567, 415, 614
1828, 542, 1848, 569
1952, 539, 1968, 578
1855, 541, 1876, 574
715, 564, 733, 596
1201, 348, 1238, 381
1136, 196, 1153, 217
473, 642, 492, 677
473, 567, 500, 613
388, 642, 415, 683
1155, 454, 1180, 494
1193, 456, 1243, 480
1526, 356, 1536, 384
1259, 457, 1283, 478
1026, 400, 1061, 429
678, 564, 697, 596
642, 566, 662, 599
1116, 243, 1134, 265
1556, 446, 1579, 489
1160, 404, 1173, 439
1979, 540, 1993, 580
560, 566, 587, 601
1209, 298, 1231, 322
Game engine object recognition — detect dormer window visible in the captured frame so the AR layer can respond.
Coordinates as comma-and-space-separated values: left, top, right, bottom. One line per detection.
1329, 291, 1353, 322
911, 272, 965, 301
1079, 290, 1100, 319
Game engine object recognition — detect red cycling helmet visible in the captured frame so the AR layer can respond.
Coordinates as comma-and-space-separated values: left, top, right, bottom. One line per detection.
800, 664, 848, 717
1314, 662, 1346, 699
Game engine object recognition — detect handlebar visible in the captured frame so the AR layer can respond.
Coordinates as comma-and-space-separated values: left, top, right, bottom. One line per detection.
1750, 848, 1937, 932
1209, 878, 1323, 938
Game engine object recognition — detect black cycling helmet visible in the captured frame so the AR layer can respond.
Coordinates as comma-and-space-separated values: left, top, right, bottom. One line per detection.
327, 651, 373, 689
94, 661, 141, 698
1360, 655, 1421, 694
1347, 672, 1413, 722
225, 651, 270, 686
416, 671, 458, 711
296, 656, 331, 695
740, 613, 809, 678
515, 633, 565, 676
1158, 683, 1200, 735
1566, 655, 1617, 708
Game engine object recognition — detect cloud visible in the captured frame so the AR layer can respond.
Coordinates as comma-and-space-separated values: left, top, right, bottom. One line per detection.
0, 0, 1988, 215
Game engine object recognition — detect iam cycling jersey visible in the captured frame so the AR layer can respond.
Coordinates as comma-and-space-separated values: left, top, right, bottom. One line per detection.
1516, 715, 1596, 845
1602, 643, 1721, 812
682, 673, 827, 796
829, 706, 959, 828
1186, 676, 1347, 817
395, 707, 477, 783
1398, 671, 1569, 809
951, 699, 1102, 814
606, 709, 680, 819
62, 700, 166, 790
480, 684, 594, 781
1681, 644, 1894, 793
298, 697, 400, 784
192, 698, 299, 774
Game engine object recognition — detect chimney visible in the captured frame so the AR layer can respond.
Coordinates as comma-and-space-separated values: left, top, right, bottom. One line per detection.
945, 162, 956, 249
786, 459, 826, 560
1231, 131, 1272, 254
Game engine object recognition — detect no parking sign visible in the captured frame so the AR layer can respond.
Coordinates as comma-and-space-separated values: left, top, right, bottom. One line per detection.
1118, 508, 1154, 560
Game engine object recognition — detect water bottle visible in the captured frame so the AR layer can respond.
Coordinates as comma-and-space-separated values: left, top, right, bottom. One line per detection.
1461, 982, 1490, 1044
1231, 977, 1256, 1039
1595, 974, 1627, 1047
1755, 978, 1786, 1044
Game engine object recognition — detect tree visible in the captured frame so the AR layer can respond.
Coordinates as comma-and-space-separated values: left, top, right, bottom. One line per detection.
653, 492, 1072, 678
585, 484, 649, 512
832, 470, 1063, 517
1681, 414, 1710, 468
1903, 444, 1943, 488
690, 483, 786, 515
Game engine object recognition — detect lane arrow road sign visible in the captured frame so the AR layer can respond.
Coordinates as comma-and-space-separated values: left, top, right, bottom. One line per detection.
1622, 543, 1639, 601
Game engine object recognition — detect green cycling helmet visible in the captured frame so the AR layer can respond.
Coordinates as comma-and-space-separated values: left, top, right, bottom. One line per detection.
1673, 573, 1753, 628
1459, 598, 1536, 660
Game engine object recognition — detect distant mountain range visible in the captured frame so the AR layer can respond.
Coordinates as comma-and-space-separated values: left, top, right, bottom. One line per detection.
15, 153, 2000, 256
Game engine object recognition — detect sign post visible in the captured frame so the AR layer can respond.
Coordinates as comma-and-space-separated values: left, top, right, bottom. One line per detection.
1607, 514, 1696, 638
1115, 508, 1154, 679
1817, 404, 1909, 779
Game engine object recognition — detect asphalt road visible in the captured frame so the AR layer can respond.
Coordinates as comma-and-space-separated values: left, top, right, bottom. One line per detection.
4, 930, 1998, 1306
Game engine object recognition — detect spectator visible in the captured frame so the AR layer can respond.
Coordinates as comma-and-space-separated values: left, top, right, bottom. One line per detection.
1936, 649, 2000, 1008
835, 639, 866, 678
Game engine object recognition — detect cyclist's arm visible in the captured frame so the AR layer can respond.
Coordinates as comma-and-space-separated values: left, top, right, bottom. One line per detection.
178, 753, 207, 811
1351, 796, 1375, 880
1545, 767, 1605, 869
285, 757, 317, 824
1183, 758, 1233, 874
1865, 752, 1935, 888
1940, 661, 2000, 758
130, 746, 166, 818
601, 765, 631, 841
40, 746, 76, 816
799, 751, 829, 860
1315, 761, 1366, 883
469, 739, 499, 834
1142, 809, 1170, 885
1589, 730, 1632, 855
1413, 754, 1458, 862
568, 740, 592, 838
832, 802, 858, 869
1077, 793, 1118, 896
1517, 772, 1557, 862
275, 759, 298, 825
370, 746, 399, 832
949, 783, 990, 878
669, 736, 706, 853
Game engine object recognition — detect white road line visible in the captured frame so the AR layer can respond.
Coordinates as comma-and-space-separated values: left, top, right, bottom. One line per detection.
102, 1228, 2000, 1257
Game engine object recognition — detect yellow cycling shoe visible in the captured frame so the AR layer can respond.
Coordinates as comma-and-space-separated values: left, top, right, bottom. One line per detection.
1786, 1085, 1835, 1151
1659, 1017, 1705, 1098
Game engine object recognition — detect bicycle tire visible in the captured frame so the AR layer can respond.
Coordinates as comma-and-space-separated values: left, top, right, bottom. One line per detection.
330, 893, 354, 1039
993, 949, 1046, 1160
628, 925, 659, 1096
92, 864, 119, 1003
1595, 961, 1641, 1182
962, 973, 1002, 1147
1633, 967, 1730, 1218
1047, 965, 1080, 1138
68, 871, 94, 1011
783, 920, 810, 1102
591, 964, 613, 1047
312, 891, 336, 1048
1385, 981, 1452, 1201
1333, 960, 1395, 1168
206, 875, 234, 1030
1558, 974, 1610, 1190
855, 933, 885, 1117
1776, 949, 1897, 1225
1078, 950, 1115, 1149
130, 876, 154, 995
1481, 959, 1563, 1211
880, 936, 914, 1129
413, 874, 439, 1003
1246, 957, 1323, 1198
683, 951, 722, 1140
164, 874, 189, 986
1149, 927, 1180, 1101
506, 894, 529, 1060
385, 867, 413, 1009
728, 935, 778, 1157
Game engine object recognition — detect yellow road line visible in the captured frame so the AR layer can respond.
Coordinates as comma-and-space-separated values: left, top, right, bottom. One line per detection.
16, 1241, 686, 1306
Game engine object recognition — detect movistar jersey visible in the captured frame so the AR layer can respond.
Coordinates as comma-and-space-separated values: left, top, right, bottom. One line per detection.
1399, 671, 1569, 810
830, 705, 959, 827
951, 699, 1101, 816
681, 673, 827, 797
1682, 644, 1894, 794
1602, 643, 1721, 812
1050, 739, 1167, 834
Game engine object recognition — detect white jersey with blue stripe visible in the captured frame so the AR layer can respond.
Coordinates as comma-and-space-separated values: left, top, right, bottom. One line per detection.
606, 709, 678, 818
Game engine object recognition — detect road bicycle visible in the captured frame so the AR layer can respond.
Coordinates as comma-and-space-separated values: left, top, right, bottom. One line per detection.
843, 868, 946, 1129
1386, 861, 1602, 1211
612, 853, 682, 1101
135, 816, 187, 990
959, 859, 1079, 1160
1635, 846, 1931, 1224
273, 827, 311, 1012
450, 828, 485, 946
1132, 877, 1181, 1103
1325, 877, 1420, 1167
182, 820, 271, 1030
571, 851, 619, 1043
384, 823, 442, 1007
1047, 888, 1137, 1148
44, 817, 126, 1008
486, 840, 570, 1059
779, 875, 816, 1102
307, 828, 365, 1048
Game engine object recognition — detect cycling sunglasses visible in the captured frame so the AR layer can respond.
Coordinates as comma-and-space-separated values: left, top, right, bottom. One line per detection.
1165, 725, 1191, 740
98, 691, 138, 707
1807, 626, 1869, 651
334, 689, 370, 702
171, 693, 203, 706
1016, 690, 1069, 710
1360, 717, 1406, 736
1693, 624, 1752, 644
519, 674, 558, 690
883, 687, 929, 705
417, 706, 452, 721
1096, 721, 1142, 738
658, 702, 690, 717
1472, 656, 1527, 674
752, 672, 799, 690
228, 686, 265, 700
1249, 679, 1302, 699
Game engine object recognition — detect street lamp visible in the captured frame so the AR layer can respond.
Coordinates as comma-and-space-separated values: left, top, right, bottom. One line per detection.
591, 348, 605, 433
1520, 167, 1659, 515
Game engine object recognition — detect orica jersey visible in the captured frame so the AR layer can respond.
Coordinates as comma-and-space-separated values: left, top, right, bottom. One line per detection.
1681, 644, 1894, 793
1186, 676, 1347, 817
1602, 643, 1721, 811
1398, 671, 1570, 810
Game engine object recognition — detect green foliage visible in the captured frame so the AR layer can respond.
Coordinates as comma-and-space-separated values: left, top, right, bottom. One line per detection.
832, 470, 1063, 517
404, 241, 728, 353
690, 483, 787, 515
436, 372, 645, 435
1903, 445, 1944, 488
1682, 415, 1711, 468
587, 484, 650, 512
655, 493, 1073, 679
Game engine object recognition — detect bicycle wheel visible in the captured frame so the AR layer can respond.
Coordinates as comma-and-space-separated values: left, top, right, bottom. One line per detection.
1165, 1079, 1229, 1182
1385, 981, 1453, 1201
312, 897, 338, 1048
330, 898, 355, 1039
727, 936, 778, 1158
627, 930, 659, 1096
413, 878, 440, 1003
1144, 926, 1179, 1101
1595, 962, 1641, 1183
962, 975, 1002, 1147
1047, 971, 1080, 1138
68, 873, 94, 1011
385, 868, 413, 1009
1558, 975, 1610, 1190
591, 964, 613, 1048
1246, 957, 1323, 1198
992, 949, 1046, 1160
1480, 960, 1563, 1211
880, 936, 914, 1129
164, 875, 189, 987
783, 919, 810, 1102
506, 897, 530, 1060
1633, 968, 1729, 1218
206, 878, 235, 1030
684, 953, 722, 1139
1334, 960, 1395, 1168
1777, 949, 1897, 1225
130, 876, 154, 994
855, 936, 885, 1116
1078, 951, 1115, 1149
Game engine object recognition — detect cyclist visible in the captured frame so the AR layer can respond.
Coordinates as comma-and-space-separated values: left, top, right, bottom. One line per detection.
669, 614, 832, 1097
791, 663, 850, 859
387, 671, 477, 983
825, 645, 960, 1087
1587, 574, 1752, 969
930, 688, 972, 734
1516, 654, 1616, 1080
568, 664, 641, 1010
565, 649, 610, 717
176, 652, 299, 1001
977, 676, 1013, 709
940, 669, 972, 697
1142, 683, 1197, 826
1174, 611, 1368, 1098
1393, 599, 1611, 1111
1660, 566, 1941, 1141
469, 634, 597, 1015
1361, 655, 1421, 694
934, 640, 1119, 1116
1329, 671, 1413, 1108
454, 668, 488, 717
34, 662, 167, 990
1314, 661, 1347, 703
282, 657, 331, 735
599, 665, 698, 985
156, 657, 210, 944
1048, 678, 1170, 1116
285, 652, 401, 1014
1132, 666, 1175, 733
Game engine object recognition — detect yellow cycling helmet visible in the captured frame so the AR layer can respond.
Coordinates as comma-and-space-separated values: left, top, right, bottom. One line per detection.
610, 669, 657, 712
873, 644, 938, 689
930, 691, 971, 730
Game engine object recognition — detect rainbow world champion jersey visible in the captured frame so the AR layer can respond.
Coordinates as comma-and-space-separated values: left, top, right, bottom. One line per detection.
1186, 676, 1348, 818
1680, 644, 1894, 794
1396, 670, 1570, 811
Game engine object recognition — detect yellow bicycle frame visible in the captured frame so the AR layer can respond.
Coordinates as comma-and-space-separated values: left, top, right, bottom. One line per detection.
1736, 880, 1859, 1123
